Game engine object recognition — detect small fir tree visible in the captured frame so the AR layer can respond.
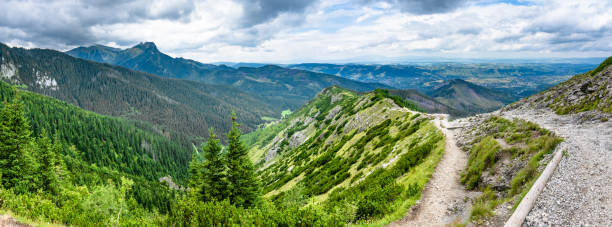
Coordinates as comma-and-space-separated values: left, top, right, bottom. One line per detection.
226, 112, 260, 208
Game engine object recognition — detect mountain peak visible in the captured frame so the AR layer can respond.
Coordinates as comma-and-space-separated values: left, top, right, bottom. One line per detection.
133, 42, 159, 52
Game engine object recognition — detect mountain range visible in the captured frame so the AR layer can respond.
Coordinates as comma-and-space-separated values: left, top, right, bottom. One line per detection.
67, 43, 390, 111
1, 43, 277, 140
426, 79, 518, 114
67, 42, 527, 116
289, 62, 596, 97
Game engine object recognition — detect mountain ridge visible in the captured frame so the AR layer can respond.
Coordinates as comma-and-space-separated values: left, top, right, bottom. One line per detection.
67, 43, 392, 111
427, 79, 517, 114
1, 42, 277, 140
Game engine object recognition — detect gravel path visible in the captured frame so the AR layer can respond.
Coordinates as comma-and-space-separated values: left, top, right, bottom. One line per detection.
389, 115, 473, 226
500, 108, 612, 226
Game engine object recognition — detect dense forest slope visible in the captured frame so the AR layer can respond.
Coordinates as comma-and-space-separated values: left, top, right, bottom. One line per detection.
0, 43, 277, 139
0, 81, 191, 181
67, 43, 390, 110
427, 79, 517, 114
243, 87, 446, 224
0, 81, 187, 225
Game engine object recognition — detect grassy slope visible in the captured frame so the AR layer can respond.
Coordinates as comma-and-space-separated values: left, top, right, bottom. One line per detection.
244, 86, 445, 224
461, 116, 562, 224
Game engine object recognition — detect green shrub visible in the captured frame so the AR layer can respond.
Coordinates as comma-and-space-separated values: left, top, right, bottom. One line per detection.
461, 136, 500, 189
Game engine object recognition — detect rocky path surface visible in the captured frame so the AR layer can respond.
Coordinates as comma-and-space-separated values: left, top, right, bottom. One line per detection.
389, 115, 474, 226
500, 108, 612, 226
0, 214, 30, 227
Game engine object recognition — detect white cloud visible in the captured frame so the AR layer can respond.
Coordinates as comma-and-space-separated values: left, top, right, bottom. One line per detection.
1, 0, 610, 62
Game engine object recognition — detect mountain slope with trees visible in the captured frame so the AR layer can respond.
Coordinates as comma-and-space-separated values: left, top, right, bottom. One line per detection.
1, 43, 277, 139
0, 82, 188, 225
427, 79, 517, 114
67, 43, 391, 110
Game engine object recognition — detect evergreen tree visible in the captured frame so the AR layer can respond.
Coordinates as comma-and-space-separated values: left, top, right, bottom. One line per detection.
0, 93, 39, 192
226, 112, 260, 208
187, 152, 202, 198
200, 128, 228, 201
36, 128, 62, 194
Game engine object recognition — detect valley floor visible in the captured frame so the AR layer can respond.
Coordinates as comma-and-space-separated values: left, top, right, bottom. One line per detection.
389, 115, 476, 226
499, 108, 612, 226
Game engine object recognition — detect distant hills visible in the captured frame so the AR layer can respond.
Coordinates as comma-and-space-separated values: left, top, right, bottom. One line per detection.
387, 89, 466, 116
0, 42, 277, 139
426, 79, 518, 114
67, 42, 534, 116
67, 43, 390, 111
289, 62, 596, 98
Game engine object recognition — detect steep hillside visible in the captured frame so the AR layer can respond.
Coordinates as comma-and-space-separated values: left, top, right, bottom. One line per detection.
243, 87, 445, 224
427, 79, 517, 114
0, 43, 277, 139
0, 81, 190, 182
387, 89, 466, 116
507, 56, 612, 115
67, 43, 390, 110
0, 81, 185, 219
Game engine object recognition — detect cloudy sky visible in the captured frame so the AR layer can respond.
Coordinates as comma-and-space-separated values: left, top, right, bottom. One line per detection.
1, 0, 611, 63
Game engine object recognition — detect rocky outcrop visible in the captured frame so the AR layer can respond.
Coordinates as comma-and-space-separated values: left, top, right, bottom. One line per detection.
506, 60, 611, 117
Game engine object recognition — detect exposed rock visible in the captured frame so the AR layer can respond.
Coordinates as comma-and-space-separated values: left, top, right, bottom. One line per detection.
159, 175, 182, 190
505, 64, 611, 116
326, 105, 342, 120
331, 93, 343, 104
289, 129, 309, 148
0, 62, 17, 81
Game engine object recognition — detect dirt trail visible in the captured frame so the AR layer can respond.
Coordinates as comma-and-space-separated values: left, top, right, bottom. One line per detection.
389, 114, 472, 226
0, 214, 30, 227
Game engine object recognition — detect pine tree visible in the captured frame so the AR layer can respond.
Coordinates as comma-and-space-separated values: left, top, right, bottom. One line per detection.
0, 92, 39, 192
187, 152, 202, 198
226, 112, 260, 208
36, 128, 62, 194
200, 128, 228, 201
